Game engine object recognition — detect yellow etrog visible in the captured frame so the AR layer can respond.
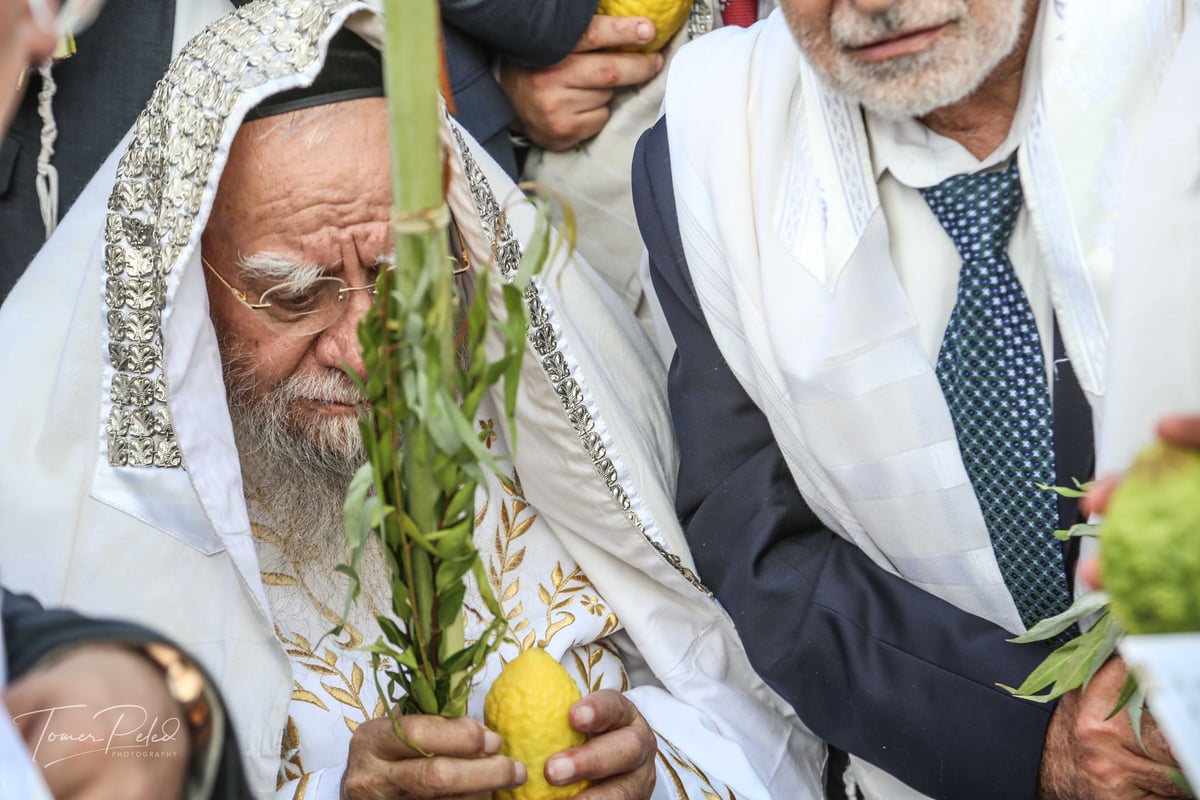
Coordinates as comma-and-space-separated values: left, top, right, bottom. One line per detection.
484, 647, 589, 800
596, 0, 692, 52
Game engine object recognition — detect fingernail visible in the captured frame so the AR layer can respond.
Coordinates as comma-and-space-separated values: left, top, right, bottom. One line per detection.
654, 53, 666, 71
636, 21, 654, 41
483, 729, 501, 754
573, 704, 595, 728
545, 755, 574, 785
512, 759, 527, 786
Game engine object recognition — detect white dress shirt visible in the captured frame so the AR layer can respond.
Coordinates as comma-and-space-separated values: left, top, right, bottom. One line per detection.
866, 88, 1058, 384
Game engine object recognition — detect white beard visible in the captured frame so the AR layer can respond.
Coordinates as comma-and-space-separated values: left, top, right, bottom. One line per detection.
793, 0, 1027, 119
224, 351, 367, 570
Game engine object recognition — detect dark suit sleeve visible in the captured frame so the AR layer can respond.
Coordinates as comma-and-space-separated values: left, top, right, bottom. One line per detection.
439, 0, 597, 68
3, 589, 252, 799
633, 117, 1058, 800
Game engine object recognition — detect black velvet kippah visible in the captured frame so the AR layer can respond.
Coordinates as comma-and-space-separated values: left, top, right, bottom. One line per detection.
245, 28, 383, 120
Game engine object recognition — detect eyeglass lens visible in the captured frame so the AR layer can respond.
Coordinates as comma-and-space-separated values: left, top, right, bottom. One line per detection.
259, 277, 356, 336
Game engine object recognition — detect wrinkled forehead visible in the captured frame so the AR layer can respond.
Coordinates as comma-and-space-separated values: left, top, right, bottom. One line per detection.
204, 96, 393, 277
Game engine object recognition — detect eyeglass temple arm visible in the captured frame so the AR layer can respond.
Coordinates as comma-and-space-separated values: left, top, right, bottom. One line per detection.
201, 255, 272, 309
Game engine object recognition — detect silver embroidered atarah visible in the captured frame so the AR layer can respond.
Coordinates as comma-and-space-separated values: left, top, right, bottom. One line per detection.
103, 0, 353, 468
451, 124, 710, 597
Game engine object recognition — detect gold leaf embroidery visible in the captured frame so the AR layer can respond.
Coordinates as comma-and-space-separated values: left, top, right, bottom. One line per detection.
352, 663, 364, 693
658, 734, 737, 799
300, 663, 339, 677
291, 687, 329, 712
279, 715, 304, 789
657, 749, 689, 799
504, 548, 526, 572
262, 571, 297, 586
541, 612, 575, 647
322, 683, 366, 712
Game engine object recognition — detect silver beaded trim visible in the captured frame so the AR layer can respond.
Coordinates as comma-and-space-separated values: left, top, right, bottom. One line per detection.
687, 0, 716, 40
451, 125, 710, 596
103, 0, 351, 467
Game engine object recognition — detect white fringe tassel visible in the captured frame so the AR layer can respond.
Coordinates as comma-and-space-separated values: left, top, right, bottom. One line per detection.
35, 60, 61, 242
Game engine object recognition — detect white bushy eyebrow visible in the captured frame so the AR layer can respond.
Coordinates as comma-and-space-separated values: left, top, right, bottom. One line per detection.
236, 251, 326, 287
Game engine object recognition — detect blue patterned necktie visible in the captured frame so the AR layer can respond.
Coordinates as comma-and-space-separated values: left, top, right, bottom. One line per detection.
920, 162, 1071, 631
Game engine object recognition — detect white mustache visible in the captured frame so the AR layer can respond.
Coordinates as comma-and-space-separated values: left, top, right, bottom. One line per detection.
832, 1, 964, 49
274, 371, 368, 407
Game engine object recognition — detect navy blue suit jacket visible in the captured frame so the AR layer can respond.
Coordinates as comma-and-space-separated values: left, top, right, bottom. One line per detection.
633, 116, 1095, 799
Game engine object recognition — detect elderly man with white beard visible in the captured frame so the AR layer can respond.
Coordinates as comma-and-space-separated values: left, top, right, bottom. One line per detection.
634, 0, 1190, 798
0, 1, 825, 799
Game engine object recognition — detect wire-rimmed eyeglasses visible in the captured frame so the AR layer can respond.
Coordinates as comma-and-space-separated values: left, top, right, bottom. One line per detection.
28, 0, 106, 37
202, 255, 388, 338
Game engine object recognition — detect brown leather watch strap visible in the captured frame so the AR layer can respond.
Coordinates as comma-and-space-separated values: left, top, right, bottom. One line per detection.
141, 641, 214, 757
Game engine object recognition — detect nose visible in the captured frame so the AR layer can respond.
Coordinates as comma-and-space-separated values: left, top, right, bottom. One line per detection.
847, 0, 895, 15
312, 292, 370, 381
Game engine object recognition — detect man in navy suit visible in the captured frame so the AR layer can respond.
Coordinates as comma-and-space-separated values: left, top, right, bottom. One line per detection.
633, 1, 1188, 798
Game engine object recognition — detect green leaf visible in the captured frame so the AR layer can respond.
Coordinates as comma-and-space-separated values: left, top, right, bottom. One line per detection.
441, 482, 476, 527
439, 645, 477, 675
343, 462, 375, 552
1126, 680, 1149, 752
1107, 673, 1140, 720
1035, 480, 1095, 498
439, 391, 503, 475
1080, 611, 1123, 691
1168, 769, 1193, 796
375, 615, 409, 650
412, 548, 435, 647
1008, 591, 1110, 643
435, 554, 476, 593
1053, 522, 1100, 542
436, 580, 466, 634
1046, 612, 1117, 701
471, 556, 506, 621
407, 673, 439, 715
1001, 636, 1084, 700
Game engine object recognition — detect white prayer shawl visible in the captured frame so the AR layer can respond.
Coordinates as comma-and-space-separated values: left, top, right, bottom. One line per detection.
0, 1, 825, 796
1088, 0, 1200, 588
665, 3, 1183, 632
1100, 0, 1200, 475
